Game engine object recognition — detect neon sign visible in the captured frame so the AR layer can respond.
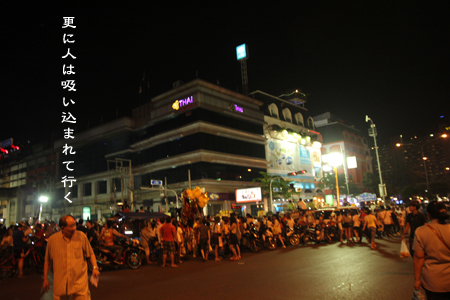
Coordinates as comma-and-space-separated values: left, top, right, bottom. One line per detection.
172, 96, 193, 110
234, 104, 243, 113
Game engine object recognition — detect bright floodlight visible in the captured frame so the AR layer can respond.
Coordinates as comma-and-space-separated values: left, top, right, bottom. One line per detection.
39, 196, 48, 203
327, 152, 343, 167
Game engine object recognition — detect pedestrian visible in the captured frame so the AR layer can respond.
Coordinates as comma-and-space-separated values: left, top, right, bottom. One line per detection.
77, 219, 87, 234
192, 218, 201, 258
391, 207, 400, 235
211, 216, 222, 261
1, 226, 13, 247
272, 216, 286, 248
34, 223, 46, 256
352, 211, 361, 243
362, 209, 379, 249
148, 220, 158, 253
159, 217, 178, 267
402, 200, 427, 257
342, 211, 353, 243
413, 201, 450, 299
85, 220, 98, 247
173, 219, 184, 264
13, 221, 29, 278
229, 216, 240, 260
221, 217, 230, 257
382, 206, 394, 238
140, 220, 153, 264
336, 211, 344, 242
43, 215, 100, 299
197, 218, 211, 262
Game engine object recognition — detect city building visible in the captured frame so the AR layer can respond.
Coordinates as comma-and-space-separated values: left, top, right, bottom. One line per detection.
313, 112, 373, 201
250, 90, 323, 211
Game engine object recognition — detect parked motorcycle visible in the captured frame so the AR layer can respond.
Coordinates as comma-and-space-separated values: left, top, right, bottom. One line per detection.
302, 224, 332, 245
240, 224, 261, 252
285, 227, 300, 246
259, 227, 277, 250
90, 238, 142, 271
323, 222, 338, 242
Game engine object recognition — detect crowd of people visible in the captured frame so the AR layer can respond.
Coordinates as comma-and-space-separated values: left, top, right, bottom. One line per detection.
1, 200, 449, 299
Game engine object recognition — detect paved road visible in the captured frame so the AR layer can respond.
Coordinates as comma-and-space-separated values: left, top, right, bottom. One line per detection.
1, 237, 415, 300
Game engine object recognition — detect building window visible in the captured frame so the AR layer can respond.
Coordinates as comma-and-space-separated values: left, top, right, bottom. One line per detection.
295, 113, 304, 126
363, 138, 368, 145
282, 108, 292, 123
307, 117, 315, 130
83, 182, 92, 197
71, 185, 78, 198
268, 103, 279, 119
97, 180, 107, 194
113, 178, 122, 192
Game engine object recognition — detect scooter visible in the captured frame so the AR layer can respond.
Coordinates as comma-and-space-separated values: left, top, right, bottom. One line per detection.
323, 222, 338, 242
240, 224, 261, 252
259, 227, 277, 250
285, 226, 300, 246
302, 224, 332, 245
90, 238, 142, 271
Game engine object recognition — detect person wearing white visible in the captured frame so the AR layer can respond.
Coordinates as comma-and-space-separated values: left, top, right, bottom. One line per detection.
413, 201, 450, 298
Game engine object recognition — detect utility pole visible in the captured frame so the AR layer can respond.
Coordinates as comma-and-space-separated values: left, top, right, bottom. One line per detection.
366, 116, 386, 202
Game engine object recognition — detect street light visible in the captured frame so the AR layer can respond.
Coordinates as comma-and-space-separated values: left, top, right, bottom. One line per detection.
38, 196, 48, 223
366, 115, 387, 201
396, 134, 447, 194
323, 152, 343, 207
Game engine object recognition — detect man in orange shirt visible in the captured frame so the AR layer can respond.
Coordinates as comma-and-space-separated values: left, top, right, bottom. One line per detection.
160, 217, 178, 268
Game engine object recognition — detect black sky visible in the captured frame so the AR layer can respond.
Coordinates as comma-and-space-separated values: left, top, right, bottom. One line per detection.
1, 1, 449, 147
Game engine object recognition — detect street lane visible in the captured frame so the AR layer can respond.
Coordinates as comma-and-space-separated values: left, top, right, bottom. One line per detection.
1, 237, 415, 300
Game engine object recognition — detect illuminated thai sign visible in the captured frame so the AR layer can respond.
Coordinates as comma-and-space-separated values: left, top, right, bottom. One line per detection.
172, 96, 193, 110
234, 104, 243, 113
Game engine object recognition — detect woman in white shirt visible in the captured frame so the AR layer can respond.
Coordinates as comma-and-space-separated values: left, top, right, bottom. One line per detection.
272, 216, 286, 248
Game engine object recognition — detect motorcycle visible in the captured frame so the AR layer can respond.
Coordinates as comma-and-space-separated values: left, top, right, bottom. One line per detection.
285, 227, 300, 246
90, 238, 142, 271
323, 222, 338, 242
240, 224, 261, 252
259, 227, 277, 250
302, 224, 332, 245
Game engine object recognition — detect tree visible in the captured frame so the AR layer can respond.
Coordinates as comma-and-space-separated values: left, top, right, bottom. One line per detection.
252, 171, 293, 200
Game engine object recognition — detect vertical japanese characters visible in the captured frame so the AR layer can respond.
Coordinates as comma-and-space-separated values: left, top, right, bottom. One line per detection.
61, 17, 77, 203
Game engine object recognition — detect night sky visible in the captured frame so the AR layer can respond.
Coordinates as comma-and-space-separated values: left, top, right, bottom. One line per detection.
1, 2, 449, 147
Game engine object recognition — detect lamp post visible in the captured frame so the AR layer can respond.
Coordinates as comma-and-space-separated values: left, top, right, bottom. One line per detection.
366, 116, 386, 202
324, 152, 343, 207
38, 196, 48, 223
396, 134, 447, 194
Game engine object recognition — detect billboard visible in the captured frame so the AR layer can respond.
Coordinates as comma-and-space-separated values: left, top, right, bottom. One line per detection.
235, 187, 262, 203
266, 136, 315, 177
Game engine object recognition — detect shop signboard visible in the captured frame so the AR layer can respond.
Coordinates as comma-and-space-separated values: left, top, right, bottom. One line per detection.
235, 187, 262, 203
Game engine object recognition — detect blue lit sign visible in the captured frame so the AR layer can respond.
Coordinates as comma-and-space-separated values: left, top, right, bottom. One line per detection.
236, 44, 247, 60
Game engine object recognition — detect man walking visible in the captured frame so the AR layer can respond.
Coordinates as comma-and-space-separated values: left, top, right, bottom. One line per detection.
401, 200, 427, 256
160, 217, 178, 268
43, 215, 100, 299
